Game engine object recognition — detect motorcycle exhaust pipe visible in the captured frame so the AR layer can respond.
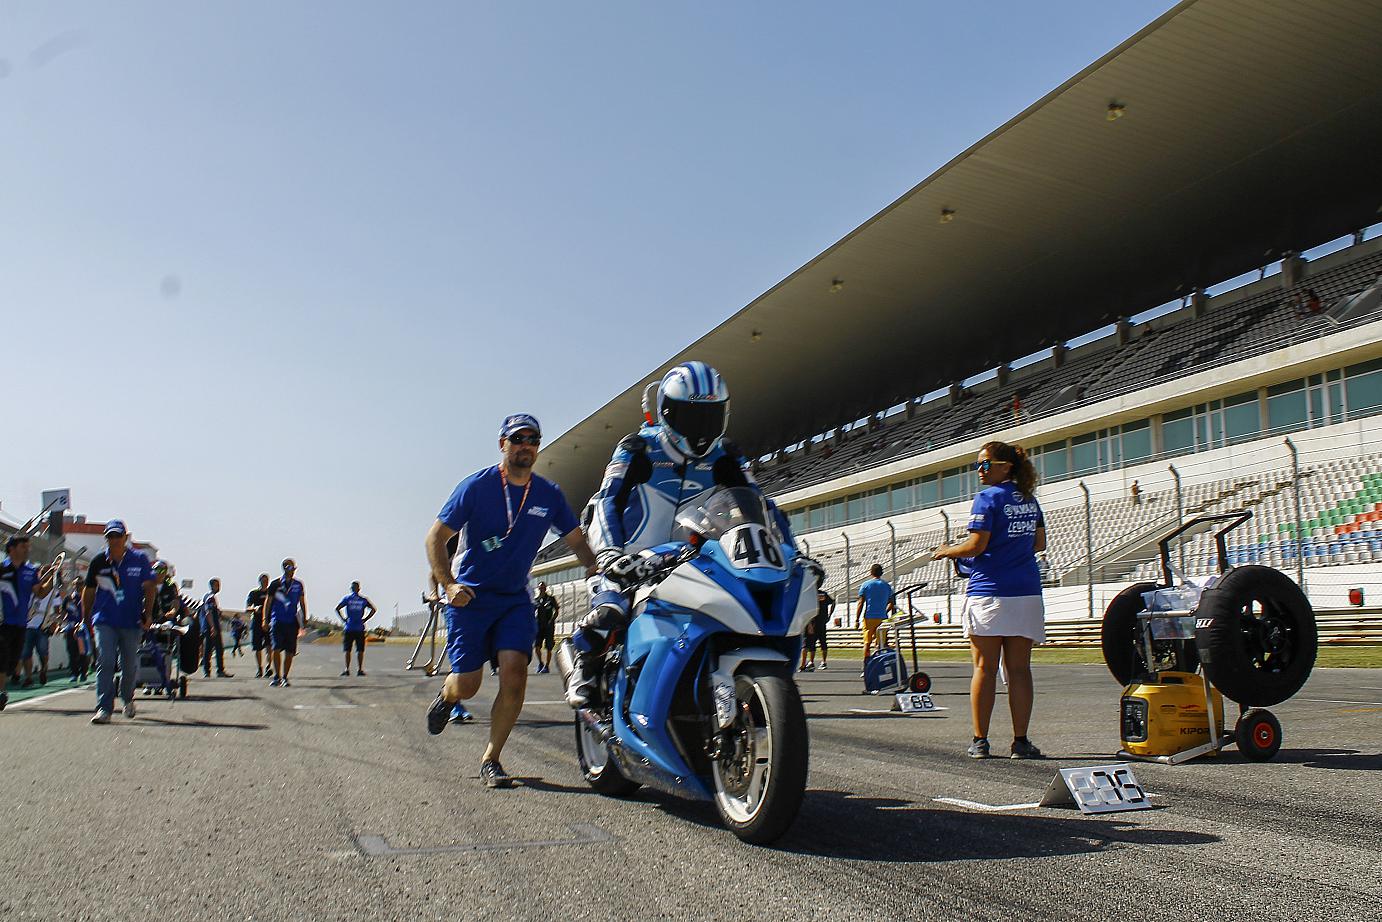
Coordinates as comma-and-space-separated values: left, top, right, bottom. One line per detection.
554, 639, 577, 682
577, 707, 612, 742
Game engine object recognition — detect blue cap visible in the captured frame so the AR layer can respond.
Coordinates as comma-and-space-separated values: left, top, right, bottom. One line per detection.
500, 414, 541, 438
104, 519, 128, 536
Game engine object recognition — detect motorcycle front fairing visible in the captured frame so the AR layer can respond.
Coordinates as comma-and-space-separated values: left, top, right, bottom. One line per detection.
608, 538, 814, 798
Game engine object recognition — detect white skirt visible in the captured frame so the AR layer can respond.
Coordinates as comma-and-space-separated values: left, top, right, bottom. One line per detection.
962, 595, 1046, 644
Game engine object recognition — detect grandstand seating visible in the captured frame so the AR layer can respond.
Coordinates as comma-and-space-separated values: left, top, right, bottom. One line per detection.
756, 247, 1382, 496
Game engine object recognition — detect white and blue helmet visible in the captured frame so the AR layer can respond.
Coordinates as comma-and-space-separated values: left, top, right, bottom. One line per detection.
656, 361, 730, 459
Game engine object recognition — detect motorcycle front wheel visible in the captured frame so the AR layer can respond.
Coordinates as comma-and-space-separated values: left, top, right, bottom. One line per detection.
711, 664, 808, 844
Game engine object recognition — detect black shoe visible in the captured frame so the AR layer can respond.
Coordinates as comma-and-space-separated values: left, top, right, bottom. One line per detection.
340, 670, 350, 676
356, 669, 366, 676
1010, 738, 1045, 760
255, 669, 263, 678
427, 693, 451, 735
203, 672, 212, 678
479, 760, 514, 788
0, 692, 7, 711
967, 737, 991, 759
266, 669, 274, 678
217, 671, 233, 678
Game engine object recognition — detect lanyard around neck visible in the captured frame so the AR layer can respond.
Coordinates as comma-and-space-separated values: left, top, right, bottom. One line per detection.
499, 465, 531, 540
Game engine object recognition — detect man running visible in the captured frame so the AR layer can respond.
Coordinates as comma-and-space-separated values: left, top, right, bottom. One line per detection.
335, 581, 375, 676
200, 578, 232, 678
423, 413, 597, 788
533, 582, 558, 674
246, 574, 271, 677
0, 535, 57, 711
263, 560, 308, 687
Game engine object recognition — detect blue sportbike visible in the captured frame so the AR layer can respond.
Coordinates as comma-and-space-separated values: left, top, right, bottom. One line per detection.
574, 487, 818, 843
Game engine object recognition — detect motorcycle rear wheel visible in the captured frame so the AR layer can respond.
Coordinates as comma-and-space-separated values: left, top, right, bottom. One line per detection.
575, 711, 640, 797
711, 664, 808, 844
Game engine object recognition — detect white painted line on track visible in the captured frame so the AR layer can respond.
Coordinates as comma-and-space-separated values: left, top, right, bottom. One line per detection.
934, 798, 1042, 812
7, 686, 88, 709
1295, 697, 1382, 706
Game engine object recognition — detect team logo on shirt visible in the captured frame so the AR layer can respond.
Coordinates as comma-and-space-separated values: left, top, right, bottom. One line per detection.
528, 506, 549, 517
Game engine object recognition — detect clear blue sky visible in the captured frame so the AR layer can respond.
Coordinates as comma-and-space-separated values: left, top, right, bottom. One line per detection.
1, 1, 1176, 619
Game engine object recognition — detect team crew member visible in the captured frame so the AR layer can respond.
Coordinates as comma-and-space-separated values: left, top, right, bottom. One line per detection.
263, 560, 307, 687
246, 574, 271, 677
21, 584, 62, 687
335, 582, 375, 676
61, 579, 91, 682
802, 585, 834, 672
229, 613, 246, 657
0, 535, 57, 711
533, 582, 558, 674
81, 520, 156, 724
935, 441, 1047, 760
201, 578, 232, 678
424, 414, 597, 788
856, 564, 895, 666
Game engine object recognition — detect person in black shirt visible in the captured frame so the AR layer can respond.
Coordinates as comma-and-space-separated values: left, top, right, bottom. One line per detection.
803, 587, 834, 672
246, 574, 271, 678
533, 582, 559, 674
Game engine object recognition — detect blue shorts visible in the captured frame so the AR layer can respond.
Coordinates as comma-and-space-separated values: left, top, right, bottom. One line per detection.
271, 621, 299, 655
445, 593, 536, 675
22, 628, 50, 660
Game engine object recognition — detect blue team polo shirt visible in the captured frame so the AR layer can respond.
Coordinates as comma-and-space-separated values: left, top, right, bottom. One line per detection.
965, 480, 1044, 598
269, 578, 305, 627
339, 593, 370, 632
1, 557, 40, 627
439, 466, 579, 596
857, 578, 894, 618
86, 548, 154, 629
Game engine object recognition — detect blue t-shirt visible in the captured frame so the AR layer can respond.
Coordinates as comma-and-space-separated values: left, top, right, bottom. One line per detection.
85, 549, 154, 629
200, 593, 221, 634
339, 593, 370, 632
268, 577, 305, 627
0, 557, 40, 627
858, 578, 894, 618
439, 466, 579, 596
965, 481, 1044, 598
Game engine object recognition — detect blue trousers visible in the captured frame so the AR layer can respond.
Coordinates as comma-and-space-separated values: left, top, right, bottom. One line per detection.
94, 625, 141, 713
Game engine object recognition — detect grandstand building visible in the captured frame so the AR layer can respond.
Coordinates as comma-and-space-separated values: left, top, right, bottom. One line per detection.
528, 0, 1382, 632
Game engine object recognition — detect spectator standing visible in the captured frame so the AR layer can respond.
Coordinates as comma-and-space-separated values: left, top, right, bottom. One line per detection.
856, 563, 896, 667
1130, 479, 1141, 506
335, 581, 375, 676
81, 520, 156, 724
201, 578, 232, 678
423, 413, 597, 788
0, 535, 57, 710
246, 574, 271, 678
934, 441, 1047, 760
532, 582, 558, 674
263, 560, 308, 687
229, 613, 246, 657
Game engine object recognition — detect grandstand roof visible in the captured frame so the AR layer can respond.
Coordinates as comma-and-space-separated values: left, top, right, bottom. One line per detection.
538, 0, 1382, 505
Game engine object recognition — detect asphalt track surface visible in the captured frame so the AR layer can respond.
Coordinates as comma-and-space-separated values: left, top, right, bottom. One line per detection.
3, 643, 1380, 921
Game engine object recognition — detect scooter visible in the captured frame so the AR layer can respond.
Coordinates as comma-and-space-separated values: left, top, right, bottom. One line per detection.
569, 486, 816, 844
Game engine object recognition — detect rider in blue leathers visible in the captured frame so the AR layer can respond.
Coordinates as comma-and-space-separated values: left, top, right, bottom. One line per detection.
558, 361, 797, 707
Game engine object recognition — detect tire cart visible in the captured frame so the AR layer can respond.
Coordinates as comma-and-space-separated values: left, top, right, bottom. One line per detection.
136, 620, 193, 700
1101, 512, 1318, 763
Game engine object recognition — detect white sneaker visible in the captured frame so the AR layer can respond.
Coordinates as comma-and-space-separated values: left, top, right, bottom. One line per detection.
91, 710, 111, 725
818, 663, 827, 670
123, 700, 137, 719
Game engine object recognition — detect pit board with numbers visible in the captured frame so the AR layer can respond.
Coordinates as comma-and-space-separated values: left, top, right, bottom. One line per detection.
1039, 763, 1154, 814
893, 692, 946, 714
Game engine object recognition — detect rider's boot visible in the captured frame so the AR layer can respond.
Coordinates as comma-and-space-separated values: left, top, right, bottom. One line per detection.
559, 593, 629, 709
555, 637, 595, 709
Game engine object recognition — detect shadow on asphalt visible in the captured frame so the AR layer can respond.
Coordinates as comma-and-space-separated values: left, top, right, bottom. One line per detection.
1268, 747, 1382, 770
124, 716, 270, 730
773, 789, 1220, 861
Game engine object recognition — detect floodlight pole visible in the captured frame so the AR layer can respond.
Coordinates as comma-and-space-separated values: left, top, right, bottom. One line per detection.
1169, 463, 1186, 575
842, 532, 853, 628
887, 520, 897, 585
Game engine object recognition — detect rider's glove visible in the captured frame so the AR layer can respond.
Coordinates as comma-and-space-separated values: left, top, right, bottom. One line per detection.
596, 548, 625, 574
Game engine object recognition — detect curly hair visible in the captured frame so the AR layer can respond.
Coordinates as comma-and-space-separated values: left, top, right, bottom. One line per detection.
982, 440, 1038, 496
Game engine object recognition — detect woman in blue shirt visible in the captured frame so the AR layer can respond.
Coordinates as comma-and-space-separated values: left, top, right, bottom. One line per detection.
935, 441, 1046, 760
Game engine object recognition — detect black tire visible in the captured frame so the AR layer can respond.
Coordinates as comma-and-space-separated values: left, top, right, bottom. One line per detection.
1194, 566, 1316, 706
179, 625, 201, 675
575, 714, 640, 797
1235, 707, 1282, 761
1101, 583, 1199, 685
908, 672, 932, 694
711, 665, 809, 845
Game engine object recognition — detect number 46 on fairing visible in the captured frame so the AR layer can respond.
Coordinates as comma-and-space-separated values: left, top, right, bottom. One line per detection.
721, 523, 785, 570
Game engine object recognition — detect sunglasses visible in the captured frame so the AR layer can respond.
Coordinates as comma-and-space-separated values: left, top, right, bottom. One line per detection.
507, 434, 541, 446
973, 459, 994, 472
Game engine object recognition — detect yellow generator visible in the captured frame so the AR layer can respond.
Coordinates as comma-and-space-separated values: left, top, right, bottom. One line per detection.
1119, 672, 1225, 758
